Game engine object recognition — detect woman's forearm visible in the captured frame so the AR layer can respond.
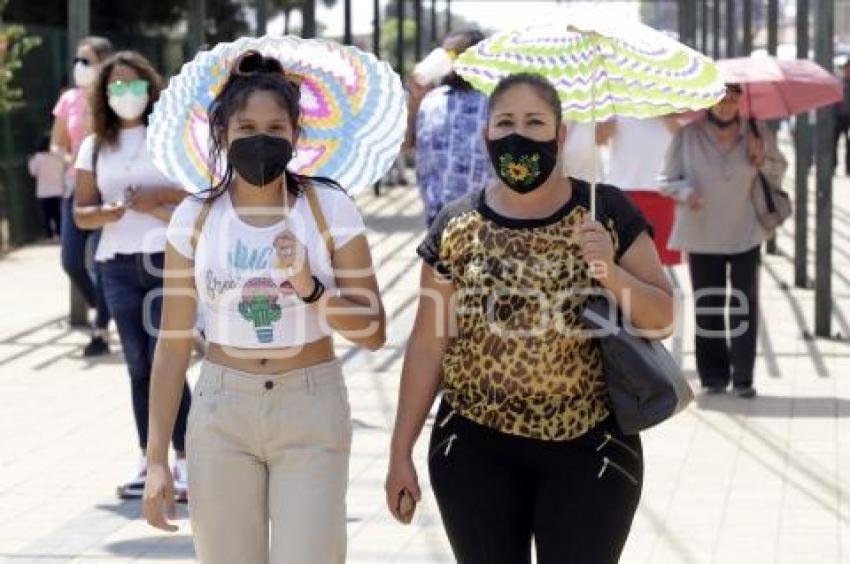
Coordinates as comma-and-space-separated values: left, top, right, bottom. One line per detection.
73, 205, 116, 229
390, 342, 445, 459
146, 205, 174, 224
600, 265, 674, 336
157, 187, 189, 206
147, 339, 194, 462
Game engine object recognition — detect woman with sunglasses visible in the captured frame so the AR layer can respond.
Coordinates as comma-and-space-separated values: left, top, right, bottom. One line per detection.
661, 83, 787, 398
142, 51, 385, 563
52, 36, 114, 357
73, 51, 192, 500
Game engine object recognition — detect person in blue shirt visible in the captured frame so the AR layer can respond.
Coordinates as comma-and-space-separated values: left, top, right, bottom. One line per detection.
414, 29, 493, 226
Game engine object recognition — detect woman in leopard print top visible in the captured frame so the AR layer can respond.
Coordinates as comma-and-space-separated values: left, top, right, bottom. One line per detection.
386, 73, 674, 563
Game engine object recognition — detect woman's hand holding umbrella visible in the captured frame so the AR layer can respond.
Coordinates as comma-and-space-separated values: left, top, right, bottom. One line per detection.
580, 219, 615, 281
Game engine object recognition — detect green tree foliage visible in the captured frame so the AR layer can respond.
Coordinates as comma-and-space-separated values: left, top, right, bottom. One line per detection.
381, 17, 417, 72
4, 0, 337, 42
268, 0, 336, 35
0, 0, 40, 112
5, 0, 182, 32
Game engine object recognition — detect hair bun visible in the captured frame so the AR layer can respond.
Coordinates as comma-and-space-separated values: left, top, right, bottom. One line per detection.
231, 49, 302, 89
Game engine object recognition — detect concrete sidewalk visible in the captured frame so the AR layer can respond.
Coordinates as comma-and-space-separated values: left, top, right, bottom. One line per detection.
0, 164, 848, 563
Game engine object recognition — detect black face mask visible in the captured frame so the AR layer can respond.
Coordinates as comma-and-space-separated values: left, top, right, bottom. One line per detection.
228, 134, 293, 187
485, 133, 558, 194
706, 109, 739, 129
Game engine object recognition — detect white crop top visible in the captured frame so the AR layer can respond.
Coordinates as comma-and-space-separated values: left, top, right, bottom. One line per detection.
166, 187, 365, 349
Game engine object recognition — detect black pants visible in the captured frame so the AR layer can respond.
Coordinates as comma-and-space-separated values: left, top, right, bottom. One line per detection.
101, 253, 191, 452
834, 114, 850, 175
688, 245, 761, 389
428, 400, 643, 564
39, 197, 61, 238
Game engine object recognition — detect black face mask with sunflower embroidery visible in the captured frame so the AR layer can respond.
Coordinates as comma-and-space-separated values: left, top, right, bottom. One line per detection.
485, 133, 559, 194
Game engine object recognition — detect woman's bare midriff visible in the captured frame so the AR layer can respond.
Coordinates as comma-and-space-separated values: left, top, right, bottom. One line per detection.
205, 336, 335, 375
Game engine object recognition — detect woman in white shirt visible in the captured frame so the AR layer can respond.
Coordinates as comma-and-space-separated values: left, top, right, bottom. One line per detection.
141, 51, 386, 564
73, 51, 191, 501
602, 115, 682, 265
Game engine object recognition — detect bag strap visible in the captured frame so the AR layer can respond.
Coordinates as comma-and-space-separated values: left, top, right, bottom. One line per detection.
190, 184, 334, 260
748, 119, 779, 214
91, 137, 101, 177
305, 182, 335, 259
747, 117, 761, 139
757, 171, 778, 214
190, 199, 214, 256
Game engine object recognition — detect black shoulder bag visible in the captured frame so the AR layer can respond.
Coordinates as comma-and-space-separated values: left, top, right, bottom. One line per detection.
580, 194, 693, 435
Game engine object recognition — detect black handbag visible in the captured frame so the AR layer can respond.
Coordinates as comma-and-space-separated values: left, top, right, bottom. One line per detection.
581, 294, 693, 435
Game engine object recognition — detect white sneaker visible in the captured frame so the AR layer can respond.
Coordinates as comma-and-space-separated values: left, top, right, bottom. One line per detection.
117, 455, 147, 499
173, 458, 189, 503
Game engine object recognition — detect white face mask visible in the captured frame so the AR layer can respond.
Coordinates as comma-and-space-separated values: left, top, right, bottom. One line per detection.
73, 62, 97, 88
108, 93, 149, 121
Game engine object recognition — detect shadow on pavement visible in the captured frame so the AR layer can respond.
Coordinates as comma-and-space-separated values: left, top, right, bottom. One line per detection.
364, 213, 425, 234
95, 499, 190, 520
696, 394, 850, 418
105, 534, 196, 559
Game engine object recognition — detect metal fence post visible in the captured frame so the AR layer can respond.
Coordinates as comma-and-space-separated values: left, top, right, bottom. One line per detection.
431, 0, 438, 46
712, 0, 720, 59
396, 0, 404, 75
302, 0, 316, 38
256, 0, 267, 36
814, 0, 834, 337
343, 0, 352, 45
373, 0, 381, 57
794, 0, 811, 289
725, 0, 735, 57
187, 0, 206, 56
765, 0, 780, 253
742, 0, 752, 54
414, 0, 423, 62
68, 0, 90, 327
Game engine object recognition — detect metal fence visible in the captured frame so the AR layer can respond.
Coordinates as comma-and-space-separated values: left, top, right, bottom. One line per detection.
0, 24, 185, 249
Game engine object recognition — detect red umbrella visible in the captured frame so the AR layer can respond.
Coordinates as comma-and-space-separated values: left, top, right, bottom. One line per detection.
716, 56, 843, 119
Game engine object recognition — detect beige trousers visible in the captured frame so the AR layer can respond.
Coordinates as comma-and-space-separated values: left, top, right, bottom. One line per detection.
187, 359, 352, 564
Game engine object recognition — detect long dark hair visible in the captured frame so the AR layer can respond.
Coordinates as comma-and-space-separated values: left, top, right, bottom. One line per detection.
90, 51, 163, 146
202, 50, 343, 202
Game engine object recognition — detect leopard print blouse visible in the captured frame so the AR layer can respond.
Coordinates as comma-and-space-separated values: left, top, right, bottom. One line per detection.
417, 180, 650, 441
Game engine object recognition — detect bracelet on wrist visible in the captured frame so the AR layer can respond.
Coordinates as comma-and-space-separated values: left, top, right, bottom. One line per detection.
300, 275, 325, 304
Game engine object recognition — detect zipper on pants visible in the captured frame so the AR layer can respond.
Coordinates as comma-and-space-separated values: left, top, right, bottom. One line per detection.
439, 409, 455, 428
596, 431, 640, 459
597, 456, 639, 485
429, 433, 458, 461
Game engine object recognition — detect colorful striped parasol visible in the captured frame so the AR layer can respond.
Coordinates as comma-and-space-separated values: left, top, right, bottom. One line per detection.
148, 35, 407, 194
454, 20, 725, 123
454, 18, 725, 217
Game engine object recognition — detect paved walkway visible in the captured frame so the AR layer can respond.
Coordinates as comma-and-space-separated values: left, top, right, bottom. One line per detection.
0, 147, 848, 563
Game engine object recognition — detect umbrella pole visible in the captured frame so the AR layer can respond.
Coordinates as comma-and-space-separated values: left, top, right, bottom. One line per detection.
591, 115, 597, 220
590, 40, 598, 221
